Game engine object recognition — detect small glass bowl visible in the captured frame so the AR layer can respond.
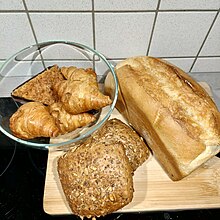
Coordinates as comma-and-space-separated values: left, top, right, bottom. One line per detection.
0, 41, 118, 150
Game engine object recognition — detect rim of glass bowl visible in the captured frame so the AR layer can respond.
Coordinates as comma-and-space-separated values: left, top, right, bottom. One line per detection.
0, 40, 118, 149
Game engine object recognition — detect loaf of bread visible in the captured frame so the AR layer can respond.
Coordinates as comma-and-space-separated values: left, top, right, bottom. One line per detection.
104, 56, 220, 181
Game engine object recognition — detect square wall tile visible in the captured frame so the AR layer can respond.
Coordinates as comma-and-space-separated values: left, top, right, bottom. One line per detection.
30, 13, 93, 47
25, 0, 92, 11
160, 0, 220, 10
95, 12, 155, 58
188, 72, 220, 109
149, 12, 216, 57
200, 14, 220, 56
94, 0, 158, 11
0, 0, 24, 10
0, 13, 35, 59
163, 58, 194, 72
189, 72, 220, 89
0, 61, 5, 67
191, 57, 220, 72
0, 76, 30, 97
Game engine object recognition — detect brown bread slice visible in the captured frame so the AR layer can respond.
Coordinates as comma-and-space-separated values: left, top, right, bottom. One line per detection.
11, 65, 64, 105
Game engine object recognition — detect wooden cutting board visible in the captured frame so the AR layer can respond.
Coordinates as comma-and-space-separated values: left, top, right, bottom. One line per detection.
43, 83, 220, 215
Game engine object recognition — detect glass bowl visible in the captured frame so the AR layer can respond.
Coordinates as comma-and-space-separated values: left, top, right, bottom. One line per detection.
0, 41, 118, 150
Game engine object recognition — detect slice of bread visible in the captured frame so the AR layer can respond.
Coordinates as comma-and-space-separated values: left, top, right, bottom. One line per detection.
11, 65, 64, 105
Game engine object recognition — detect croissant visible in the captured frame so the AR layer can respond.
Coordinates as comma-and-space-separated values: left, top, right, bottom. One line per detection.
53, 67, 112, 114
9, 102, 60, 139
11, 65, 64, 105
61, 66, 77, 79
61, 66, 97, 80
49, 102, 96, 134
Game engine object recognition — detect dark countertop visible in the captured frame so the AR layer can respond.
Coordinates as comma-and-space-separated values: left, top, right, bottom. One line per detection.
1, 132, 220, 220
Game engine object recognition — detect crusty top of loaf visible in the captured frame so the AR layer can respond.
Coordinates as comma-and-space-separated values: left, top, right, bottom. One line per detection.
116, 56, 220, 146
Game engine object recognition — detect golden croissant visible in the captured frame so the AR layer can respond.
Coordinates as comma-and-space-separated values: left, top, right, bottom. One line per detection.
49, 102, 96, 134
9, 102, 60, 139
53, 67, 112, 114
61, 66, 77, 79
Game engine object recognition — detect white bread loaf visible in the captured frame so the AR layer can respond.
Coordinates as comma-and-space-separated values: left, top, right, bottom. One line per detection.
104, 56, 220, 181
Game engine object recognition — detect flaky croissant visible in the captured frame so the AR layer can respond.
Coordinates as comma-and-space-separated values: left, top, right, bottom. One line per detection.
53, 67, 112, 114
61, 66, 77, 79
9, 102, 60, 139
49, 102, 96, 134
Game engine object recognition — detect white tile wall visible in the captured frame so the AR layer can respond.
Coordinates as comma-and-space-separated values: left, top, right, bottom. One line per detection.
25, 0, 92, 11
94, 0, 158, 11
192, 57, 220, 72
0, 0, 219, 74
149, 12, 216, 57
0, 13, 35, 59
29, 13, 93, 47
95, 12, 155, 58
200, 14, 220, 56
160, 0, 220, 10
0, 0, 24, 10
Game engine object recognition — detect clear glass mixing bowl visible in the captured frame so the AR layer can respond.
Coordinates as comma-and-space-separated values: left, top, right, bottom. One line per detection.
0, 41, 118, 150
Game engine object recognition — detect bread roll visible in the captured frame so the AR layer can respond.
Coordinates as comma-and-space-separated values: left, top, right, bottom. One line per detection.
92, 118, 150, 172
58, 139, 133, 218
104, 56, 220, 181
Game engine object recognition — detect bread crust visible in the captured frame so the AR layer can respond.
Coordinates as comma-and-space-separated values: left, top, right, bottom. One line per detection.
11, 65, 64, 105
93, 118, 150, 172
105, 56, 220, 180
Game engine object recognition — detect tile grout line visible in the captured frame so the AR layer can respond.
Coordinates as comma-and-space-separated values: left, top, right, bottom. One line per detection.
146, 0, 161, 56
91, 0, 96, 71
189, 9, 220, 72
21, 0, 39, 46
22, 0, 46, 68
93, 9, 219, 13
92, 0, 96, 50
2, 55, 220, 60
1, 9, 219, 13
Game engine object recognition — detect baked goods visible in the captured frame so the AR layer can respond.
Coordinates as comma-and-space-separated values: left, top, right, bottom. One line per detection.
58, 138, 133, 218
57, 118, 150, 218
11, 65, 64, 105
9, 102, 59, 139
53, 66, 112, 114
93, 118, 150, 172
9, 65, 112, 140
49, 102, 96, 135
61, 66, 77, 79
104, 56, 220, 181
